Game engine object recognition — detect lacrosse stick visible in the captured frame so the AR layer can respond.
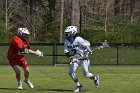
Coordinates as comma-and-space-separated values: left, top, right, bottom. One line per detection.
92, 40, 110, 52
44, 40, 109, 56
45, 48, 83, 57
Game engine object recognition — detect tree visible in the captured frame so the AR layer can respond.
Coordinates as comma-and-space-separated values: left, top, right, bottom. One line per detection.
5, 0, 25, 36
71, 0, 80, 33
59, 0, 64, 43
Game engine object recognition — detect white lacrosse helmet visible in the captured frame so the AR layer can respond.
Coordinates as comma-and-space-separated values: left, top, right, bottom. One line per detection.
64, 26, 77, 37
17, 28, 30, 40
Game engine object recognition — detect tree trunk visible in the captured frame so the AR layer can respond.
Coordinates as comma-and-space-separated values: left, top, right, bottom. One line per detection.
5, 0, 8, 33
59, 0, 64, 43
71, 0, 80, 33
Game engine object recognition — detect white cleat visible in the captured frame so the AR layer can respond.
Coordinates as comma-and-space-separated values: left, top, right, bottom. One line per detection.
94, 75, 99, 87
24, 79, 34, 88
74, 88, 80, 92
18, 82, 23, 90
74, 84, 83, 92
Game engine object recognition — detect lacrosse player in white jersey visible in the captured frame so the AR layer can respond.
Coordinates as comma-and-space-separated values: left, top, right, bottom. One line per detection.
64, 26, 99, 92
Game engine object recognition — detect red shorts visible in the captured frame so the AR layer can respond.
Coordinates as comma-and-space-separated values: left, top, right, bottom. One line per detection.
8, 57, 28, 68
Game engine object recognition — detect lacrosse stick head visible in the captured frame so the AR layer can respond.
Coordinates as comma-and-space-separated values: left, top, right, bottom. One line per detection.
101, 40, 110, 48
98, 40, 110, 49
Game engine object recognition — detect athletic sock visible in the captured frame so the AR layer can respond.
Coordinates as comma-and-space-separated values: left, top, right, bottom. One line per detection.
76, 82, 81, 86
94, 76, 97, 80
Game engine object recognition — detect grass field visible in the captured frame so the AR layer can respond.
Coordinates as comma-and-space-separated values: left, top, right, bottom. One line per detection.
0, 65, 140, 93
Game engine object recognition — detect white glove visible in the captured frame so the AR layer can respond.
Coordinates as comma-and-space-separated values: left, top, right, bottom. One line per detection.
85, 47, 92, 54
36, 50, 43, 57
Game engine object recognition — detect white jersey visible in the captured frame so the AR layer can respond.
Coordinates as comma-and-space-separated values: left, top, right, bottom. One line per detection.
64, 36, 91, 59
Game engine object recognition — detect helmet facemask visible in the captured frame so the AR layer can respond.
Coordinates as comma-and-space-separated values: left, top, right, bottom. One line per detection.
65, 32, 72, 38
22, 33, 30, 40
64, 26, 77, 38
18, 28, 30, 41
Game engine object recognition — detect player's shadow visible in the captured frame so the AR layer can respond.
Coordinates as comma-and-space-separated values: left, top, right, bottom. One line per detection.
38, 88, 90, 92
37, 88, 73, 92
0, 88, 17, 90
47, 88, 73, 92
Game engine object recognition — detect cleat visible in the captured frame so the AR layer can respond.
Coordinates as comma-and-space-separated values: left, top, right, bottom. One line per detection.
74, 84, 83, 92
18, 82, 23, 90
24, 79, 34, 88
94, 76, 99, 87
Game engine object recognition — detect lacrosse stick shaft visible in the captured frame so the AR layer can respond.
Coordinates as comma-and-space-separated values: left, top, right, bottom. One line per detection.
45, 40, 109, 55
44, 54, 66, 56
92, 47, 98, 51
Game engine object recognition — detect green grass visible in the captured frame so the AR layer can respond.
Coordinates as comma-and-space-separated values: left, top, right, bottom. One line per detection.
0, 65, 140, 93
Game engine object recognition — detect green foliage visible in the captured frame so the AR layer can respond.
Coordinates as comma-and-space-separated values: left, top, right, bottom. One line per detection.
108, 24, 133, 43
82, 29, 106, 42
0, 8, 140, 43
0, 21, 13, 42
36, 12, 59, 42
0, 9, 7, 42
113, 21, 140, 43
131, 22, 140, 43
81, 21, 140, 43
0, 10, 14, 42
0, 21, 6, 42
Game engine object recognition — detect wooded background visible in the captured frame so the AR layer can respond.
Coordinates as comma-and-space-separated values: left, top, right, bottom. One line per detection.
0, 0, 140, 43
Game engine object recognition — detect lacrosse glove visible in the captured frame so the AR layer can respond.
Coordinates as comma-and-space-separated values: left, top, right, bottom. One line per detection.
36, 50, 43, 57
85, 47, 92, 54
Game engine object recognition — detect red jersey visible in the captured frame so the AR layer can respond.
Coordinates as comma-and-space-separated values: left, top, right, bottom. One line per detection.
7, 36, 30, 67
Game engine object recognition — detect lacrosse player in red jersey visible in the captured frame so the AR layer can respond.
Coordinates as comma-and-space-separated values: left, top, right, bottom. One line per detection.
64, 26, 99, 92
7, 28, 43, 90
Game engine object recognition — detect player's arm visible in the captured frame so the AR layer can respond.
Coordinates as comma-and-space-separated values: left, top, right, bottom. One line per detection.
64, 47, 71, 58
78, 37, 92, 54
64, 39, 78, 58
64, 40, 71, 58
14, 40, 43, 57
21, 47, 43, 57
28, 49, 43, 57
18, 46, 43, 57
23, 41, 43, 57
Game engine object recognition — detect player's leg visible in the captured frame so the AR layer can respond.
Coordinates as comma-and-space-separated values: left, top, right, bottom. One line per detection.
12, 65, 23, 90
81, 59, 99, 87
22, 61, 34, 88
69, 62, 82, 92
